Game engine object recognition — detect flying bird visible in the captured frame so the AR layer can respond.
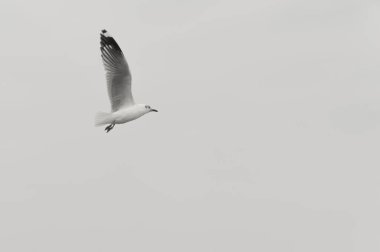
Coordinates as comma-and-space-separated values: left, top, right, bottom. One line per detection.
95, 29, 158, 132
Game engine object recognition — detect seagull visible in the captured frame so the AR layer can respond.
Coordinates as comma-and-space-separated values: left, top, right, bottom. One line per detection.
95, 29, 158, 133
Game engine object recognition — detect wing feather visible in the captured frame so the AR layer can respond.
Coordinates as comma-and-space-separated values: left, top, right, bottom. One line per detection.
100, 29, 134, 111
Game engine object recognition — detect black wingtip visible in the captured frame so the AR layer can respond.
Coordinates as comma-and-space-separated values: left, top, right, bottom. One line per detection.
99, 30, 123, 52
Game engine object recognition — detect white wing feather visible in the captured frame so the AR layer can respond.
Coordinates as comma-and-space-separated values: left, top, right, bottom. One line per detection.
100, 30, 134, 111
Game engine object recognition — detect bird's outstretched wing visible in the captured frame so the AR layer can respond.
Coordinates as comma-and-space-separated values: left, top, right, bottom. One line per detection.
100, 29, 134, 111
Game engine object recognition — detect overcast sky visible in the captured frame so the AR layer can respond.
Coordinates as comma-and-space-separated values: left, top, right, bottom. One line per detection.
1, 0, 380, 251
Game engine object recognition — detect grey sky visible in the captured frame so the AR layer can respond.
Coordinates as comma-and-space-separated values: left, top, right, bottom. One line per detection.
1, 0, 380, 251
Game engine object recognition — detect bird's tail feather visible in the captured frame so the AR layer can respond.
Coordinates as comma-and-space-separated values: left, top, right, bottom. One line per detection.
94, 112, 113, 126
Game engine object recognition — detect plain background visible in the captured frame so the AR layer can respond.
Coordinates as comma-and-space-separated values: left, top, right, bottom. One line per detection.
1, 0, 380, 251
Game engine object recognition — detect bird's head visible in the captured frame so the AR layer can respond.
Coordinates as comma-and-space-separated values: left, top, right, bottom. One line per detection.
144, 104, 158, 113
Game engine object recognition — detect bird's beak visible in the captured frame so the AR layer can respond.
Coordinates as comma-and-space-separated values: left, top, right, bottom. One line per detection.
151, 109, 158, 112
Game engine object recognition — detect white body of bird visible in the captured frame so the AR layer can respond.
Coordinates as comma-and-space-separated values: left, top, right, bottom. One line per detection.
95, 104, 153, 126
